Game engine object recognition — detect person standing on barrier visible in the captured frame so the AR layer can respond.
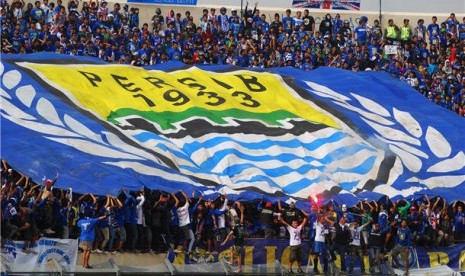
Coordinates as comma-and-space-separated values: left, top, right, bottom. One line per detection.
213, 194, 229, 243
221, 203, 246, 274
173, 191, 195, 254
392, 219, 412, 276
111, 197, 126, 253
121, 189, 138, 252
348, 218, 372, 274
135, 190, 145, 252
77, 213, 108, 269
325, 215, 351, 273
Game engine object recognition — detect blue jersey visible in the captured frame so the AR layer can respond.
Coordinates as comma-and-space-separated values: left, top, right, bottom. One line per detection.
282, 17, 294, 33
217, 14, 229, 33
458, 23, 465, 40
333, 19, 343, 35
354, 25, 368, 42
230, 22, 241, 36
78, 218, 99, 241
427, 23, 439, 39
396, 227, 411, 247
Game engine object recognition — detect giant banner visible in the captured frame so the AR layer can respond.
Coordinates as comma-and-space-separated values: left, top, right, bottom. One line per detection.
1, 238, 79, 272
1, 54, 464, 203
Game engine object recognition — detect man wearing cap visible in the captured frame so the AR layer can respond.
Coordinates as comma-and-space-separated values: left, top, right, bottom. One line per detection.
278, 199, 306, 225
40, 172, 59, 201
257, 200, 280, 238
229, 8, 239, 25
354, 16, 369, 46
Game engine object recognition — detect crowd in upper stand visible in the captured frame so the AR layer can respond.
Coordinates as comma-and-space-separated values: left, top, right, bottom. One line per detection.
1, 0, 465, 116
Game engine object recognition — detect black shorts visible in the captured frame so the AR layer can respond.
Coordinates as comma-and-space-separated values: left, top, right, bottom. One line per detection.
180, 225, 191, 240
290, 245, 302, 262
205, 226, 215, 240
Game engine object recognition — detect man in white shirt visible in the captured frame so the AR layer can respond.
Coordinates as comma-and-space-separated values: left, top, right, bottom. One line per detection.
349, 218, 372, 274
136, 190, 145, 252
279, 216, 307, 274
312, 215, 330, 274
173, 191, 195, 253
214, 195, 228, 241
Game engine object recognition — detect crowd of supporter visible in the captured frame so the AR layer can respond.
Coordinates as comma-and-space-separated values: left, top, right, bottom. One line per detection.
1, 0, 465, 116
2, 161, 465, 273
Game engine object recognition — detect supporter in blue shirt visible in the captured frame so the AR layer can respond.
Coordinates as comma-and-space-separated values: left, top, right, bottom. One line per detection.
333, 14, 343, 36
78, 193, 96, 219
427, 16, 440, 44
354, 16, 368, 46
230, 17, 241, 37
458, 17, 465, 41
392, 219, 411, 274
217, 7, 229, 34
282, 9, 294, 34
30, 1, 44, 23
229, 9, 239, 24
77, 214, 107, 269
121, 189, 138, 252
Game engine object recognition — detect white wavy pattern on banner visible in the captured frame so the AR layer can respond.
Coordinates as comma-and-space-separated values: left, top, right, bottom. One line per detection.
305, 80, 465, 197
125, 121, 383, 197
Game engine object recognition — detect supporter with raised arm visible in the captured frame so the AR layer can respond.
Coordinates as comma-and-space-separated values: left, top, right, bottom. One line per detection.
78, 212, 108, 269
312, 214, 330, 274
174, 190, 195, 254
368, 220, 395, 274
325, 215, 351, 273
348, 218, 372, 274
221, 202, 246, 273
135, 190, 145, 252
257, 200, 280, 238
279, 214, 307, 274
213, 194, 228, 243
121, 189, 138, 252
278, 199, 306, 225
